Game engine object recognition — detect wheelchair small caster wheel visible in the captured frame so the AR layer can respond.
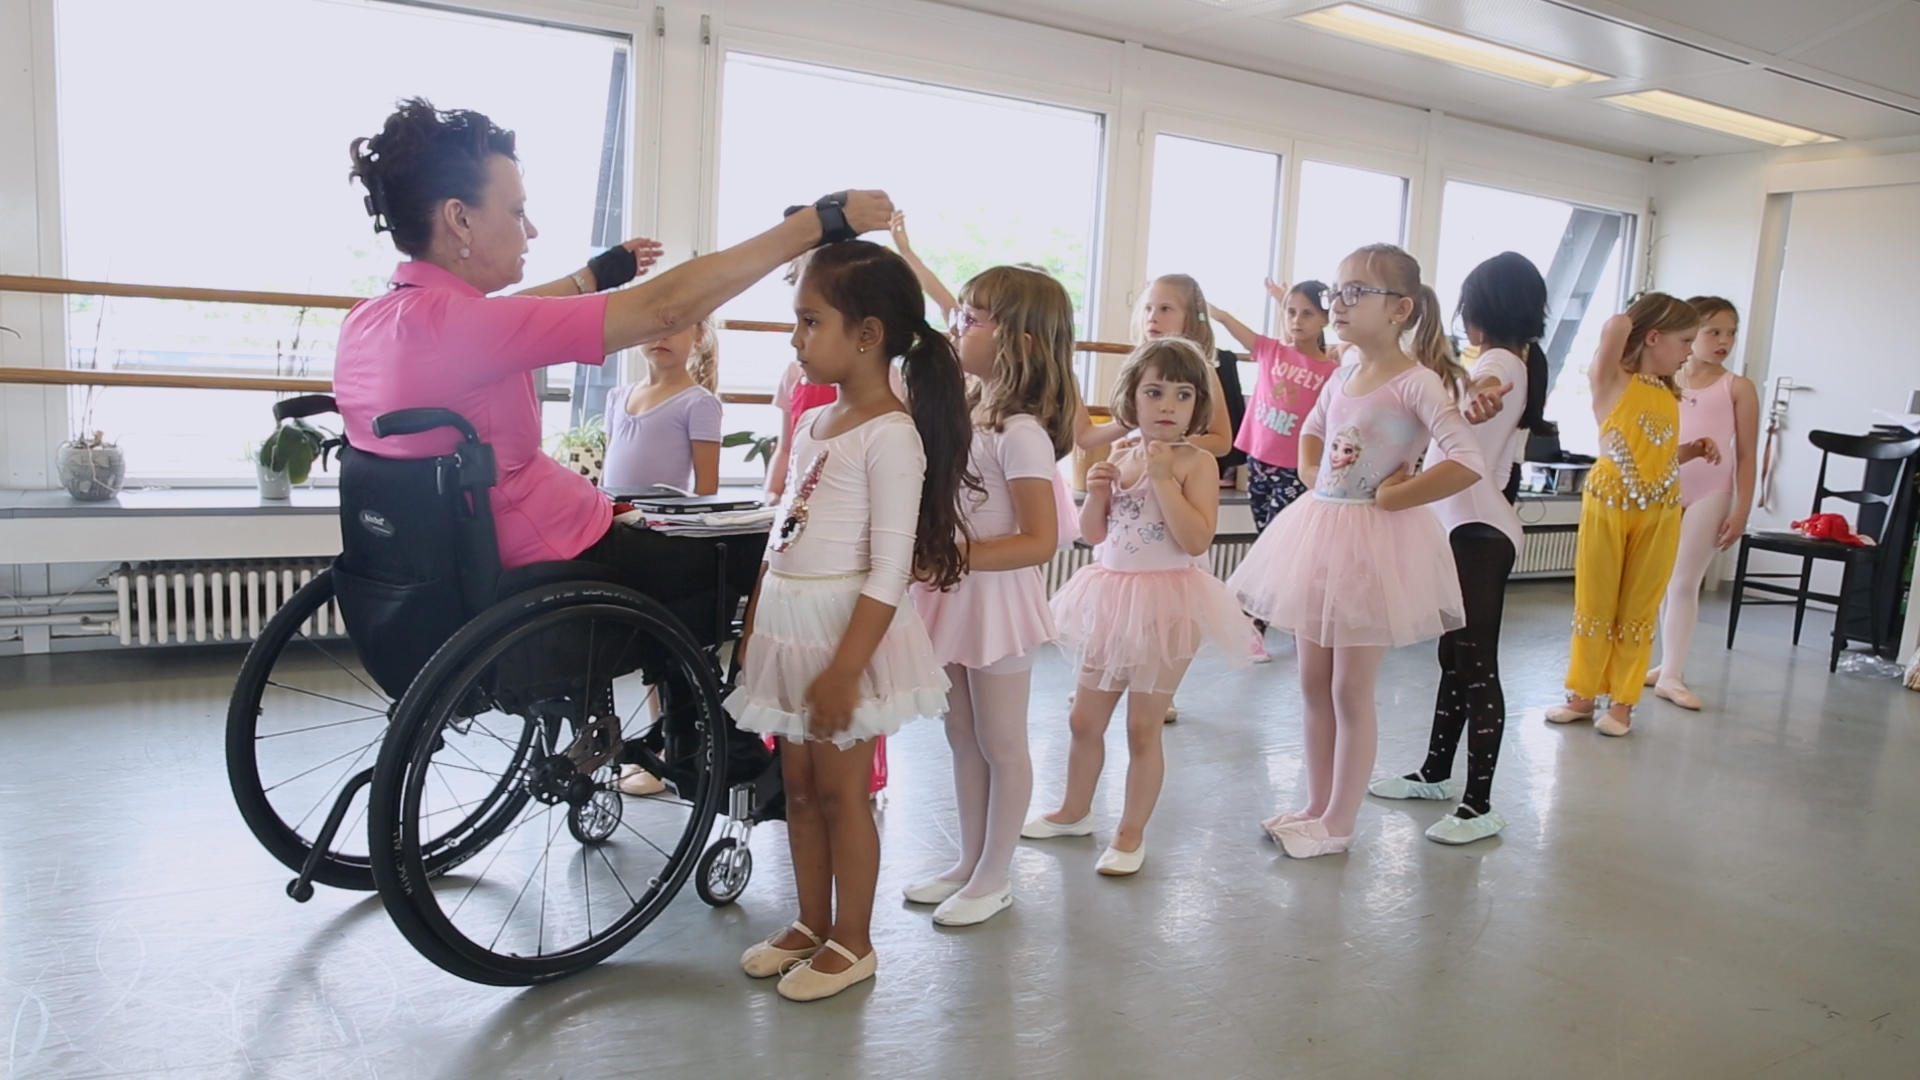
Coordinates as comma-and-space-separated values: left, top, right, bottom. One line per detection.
695, 837, 751, 907
287, 879, 315, 903
568, 770, 622, 845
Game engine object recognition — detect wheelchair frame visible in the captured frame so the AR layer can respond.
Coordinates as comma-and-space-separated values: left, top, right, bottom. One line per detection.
225, 395, 783, 984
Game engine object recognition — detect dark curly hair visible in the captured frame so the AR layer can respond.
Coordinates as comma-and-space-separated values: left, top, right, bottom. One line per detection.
798, 241, 978, 590
347, 98, 516, 258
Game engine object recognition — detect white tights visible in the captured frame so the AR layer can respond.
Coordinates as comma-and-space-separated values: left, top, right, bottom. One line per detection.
937, 659, 1035, 898
1291, 637, 1388, 837
1654, 491, 1731, 689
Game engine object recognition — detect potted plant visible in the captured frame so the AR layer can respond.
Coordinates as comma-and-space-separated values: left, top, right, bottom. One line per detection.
56, 382, 126, 502
722, 429, 779, 476
551, 414, 608, 485
256, 417, 332, 500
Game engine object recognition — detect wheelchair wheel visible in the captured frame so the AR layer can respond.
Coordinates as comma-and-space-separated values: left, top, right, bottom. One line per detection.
227, 569, 538, 893
368, 581, 727, 985
694, 837, 751, 907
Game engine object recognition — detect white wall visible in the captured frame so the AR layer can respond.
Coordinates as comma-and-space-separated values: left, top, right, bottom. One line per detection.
1649, 135, 1920, 659
0, 0, 1657, 492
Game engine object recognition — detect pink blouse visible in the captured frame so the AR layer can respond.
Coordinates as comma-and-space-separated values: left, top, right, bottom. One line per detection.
333, 261, 613, 569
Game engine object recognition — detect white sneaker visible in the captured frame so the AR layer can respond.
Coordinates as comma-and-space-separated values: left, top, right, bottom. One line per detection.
902, 876, 966, 906
932, 885, 1012, 926
1425, 809, 1506, 845
1368, 775, 1451, 800
1020, 812, 1095, 839
1249, 634, 1272, 664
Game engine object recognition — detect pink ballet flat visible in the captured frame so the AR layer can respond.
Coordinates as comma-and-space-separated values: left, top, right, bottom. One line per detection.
1278, 821, 1354, 859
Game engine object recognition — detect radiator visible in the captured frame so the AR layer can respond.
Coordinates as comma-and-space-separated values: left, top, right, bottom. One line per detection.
108, 559, 338, 646
1517, 527, 1579, 576
1043, 538, 1254, 595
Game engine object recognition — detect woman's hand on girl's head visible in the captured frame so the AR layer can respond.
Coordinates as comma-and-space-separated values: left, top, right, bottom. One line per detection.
842, 191, 897, 236
804, 665, 861, 739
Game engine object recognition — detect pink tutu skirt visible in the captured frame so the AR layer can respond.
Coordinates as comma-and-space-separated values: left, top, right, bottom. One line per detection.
1049, 564, 1252, 695
1227, 495, 1464, 648
726, 570, 949, 748
912, 565, 1055, 670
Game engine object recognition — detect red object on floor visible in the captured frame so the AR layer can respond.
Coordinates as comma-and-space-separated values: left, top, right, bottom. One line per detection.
1791, 512, 1875, 547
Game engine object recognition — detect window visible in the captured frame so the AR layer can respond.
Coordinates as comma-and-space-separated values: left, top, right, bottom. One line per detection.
1434, 179, 1634, 456
54, 0, 631, 480
1291, 160, 1409, 289
1143, 134, 1282, 335
714, 53, 1105, 404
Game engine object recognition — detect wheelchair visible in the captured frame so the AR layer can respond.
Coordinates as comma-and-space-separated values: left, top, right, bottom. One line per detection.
225, 395, 783, 985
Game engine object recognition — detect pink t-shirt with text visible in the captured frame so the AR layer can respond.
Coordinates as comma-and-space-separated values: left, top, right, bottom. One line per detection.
1235, 336, 1341, 470
333, 261, 613, 569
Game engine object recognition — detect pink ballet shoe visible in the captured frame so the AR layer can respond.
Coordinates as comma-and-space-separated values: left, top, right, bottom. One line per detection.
1545, 695, 1596, 724
1654, 683, 1703, 711
1262, 811, 1315, 842
1278, 820, 1354, 859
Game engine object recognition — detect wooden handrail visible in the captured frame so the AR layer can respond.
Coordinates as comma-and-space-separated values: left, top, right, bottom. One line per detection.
0, 274, 1134, 353
0, 367, 778, 405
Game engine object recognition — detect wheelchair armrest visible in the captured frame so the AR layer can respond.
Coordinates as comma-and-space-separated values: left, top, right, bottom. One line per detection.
374, 407, 480, 443
274, 394, 339, 422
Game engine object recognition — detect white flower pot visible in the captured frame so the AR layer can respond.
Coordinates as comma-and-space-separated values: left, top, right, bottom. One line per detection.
257, 462, 292, 500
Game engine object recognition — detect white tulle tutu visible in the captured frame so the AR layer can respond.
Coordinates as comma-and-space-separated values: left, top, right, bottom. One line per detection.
1228, 494, 1464, 648
1049, 564, 1253, 694
726, 570, 949, 748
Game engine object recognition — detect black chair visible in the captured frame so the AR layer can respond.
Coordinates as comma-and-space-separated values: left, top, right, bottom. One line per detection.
1726, 429, 1920, 671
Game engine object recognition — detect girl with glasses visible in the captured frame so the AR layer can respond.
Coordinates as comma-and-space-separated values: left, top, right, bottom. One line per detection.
1228, 244, 1486, 858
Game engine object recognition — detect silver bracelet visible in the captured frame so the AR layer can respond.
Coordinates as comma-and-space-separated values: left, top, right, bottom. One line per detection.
569, 269, 593, 294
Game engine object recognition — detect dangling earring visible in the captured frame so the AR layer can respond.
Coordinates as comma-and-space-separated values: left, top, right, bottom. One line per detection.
459, 247, 471, 259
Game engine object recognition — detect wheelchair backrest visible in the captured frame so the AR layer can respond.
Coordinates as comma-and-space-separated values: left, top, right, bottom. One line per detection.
328, 428, 504, 700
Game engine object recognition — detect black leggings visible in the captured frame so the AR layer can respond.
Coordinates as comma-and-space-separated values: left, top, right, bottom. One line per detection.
1411, 523, 1515, 816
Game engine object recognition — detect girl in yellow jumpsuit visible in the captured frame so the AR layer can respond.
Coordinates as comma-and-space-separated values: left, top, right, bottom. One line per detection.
1549, 294, 1720, 736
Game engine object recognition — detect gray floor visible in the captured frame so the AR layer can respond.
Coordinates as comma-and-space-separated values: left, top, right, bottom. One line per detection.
2, 582, 1916, 1080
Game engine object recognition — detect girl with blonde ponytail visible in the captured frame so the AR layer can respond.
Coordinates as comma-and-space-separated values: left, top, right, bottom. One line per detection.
1227, 243, 1486, 859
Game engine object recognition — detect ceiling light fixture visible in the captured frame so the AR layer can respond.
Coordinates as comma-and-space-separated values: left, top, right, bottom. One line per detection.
1600, 89, 1838, 146
1292, 3, 1608, 90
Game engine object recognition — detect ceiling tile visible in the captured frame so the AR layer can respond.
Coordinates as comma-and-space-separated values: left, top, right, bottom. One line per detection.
1285, 0, 1742, 80
1788, 5, 1920, 100
1658, 67, 1920, 142
1596, 0, 1891, 57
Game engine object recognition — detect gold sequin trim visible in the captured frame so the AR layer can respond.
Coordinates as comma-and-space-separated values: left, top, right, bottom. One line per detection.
1571, 614, 1656, 643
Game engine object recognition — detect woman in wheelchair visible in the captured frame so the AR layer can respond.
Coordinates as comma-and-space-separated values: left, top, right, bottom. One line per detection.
334, 98, 894, 619
728, 241, 974, 1001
